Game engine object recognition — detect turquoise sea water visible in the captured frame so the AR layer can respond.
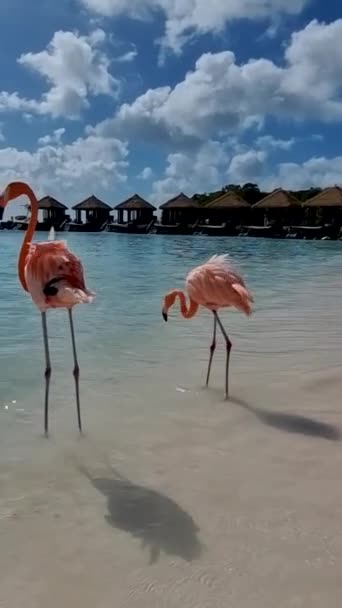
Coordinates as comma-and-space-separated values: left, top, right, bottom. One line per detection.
1, 233, 342, 426
1, 231, 342, 446
2, 231, 342, 606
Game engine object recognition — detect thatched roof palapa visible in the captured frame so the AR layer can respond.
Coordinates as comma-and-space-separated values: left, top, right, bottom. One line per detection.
303, 186, 342, 207
114, 194, 156, 210
206, 191, 250, 209
72, 195, 111, 210
159, 192, 201, 209
253, 188, 300, 209
38, 196, 67, 210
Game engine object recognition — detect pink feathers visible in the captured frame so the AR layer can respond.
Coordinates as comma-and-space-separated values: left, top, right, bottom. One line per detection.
186, 254, 253, 315
25, 240, 94, 312
162, 252, 254, 398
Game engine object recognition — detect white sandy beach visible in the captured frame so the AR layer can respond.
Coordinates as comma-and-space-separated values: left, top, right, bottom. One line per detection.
1, 352, 342, 608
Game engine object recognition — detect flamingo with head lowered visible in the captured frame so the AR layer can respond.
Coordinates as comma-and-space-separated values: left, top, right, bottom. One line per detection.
0, 182, 94, 435
162, 254, 253, 398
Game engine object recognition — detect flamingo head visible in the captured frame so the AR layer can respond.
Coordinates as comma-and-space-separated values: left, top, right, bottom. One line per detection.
0, 182, 33, 207
162, 292, 176, 322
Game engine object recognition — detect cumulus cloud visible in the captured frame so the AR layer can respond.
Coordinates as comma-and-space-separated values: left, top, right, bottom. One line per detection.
115, 49, 138, 63
0, 29, 117, 118
150, 140, 342, 199
227, 150, 266, 183
256, 135, 295, 150
225, 149, 342, 191
0, 92, 38, 114
91, 19, 342, 145
0, 134, 128, 202
151, 140, 229, 201
79, 0, 310, 51
37, 128, 66, 146
138, 166, 154, 180
264, 156, 342, 191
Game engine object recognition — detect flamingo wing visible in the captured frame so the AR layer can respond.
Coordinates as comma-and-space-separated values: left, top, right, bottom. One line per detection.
186, 254, 253, 315
25, 241, 94, 311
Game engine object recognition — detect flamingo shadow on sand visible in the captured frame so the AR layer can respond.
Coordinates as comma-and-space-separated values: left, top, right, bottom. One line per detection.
230, 396, 341, 441
80, 467, 202, 565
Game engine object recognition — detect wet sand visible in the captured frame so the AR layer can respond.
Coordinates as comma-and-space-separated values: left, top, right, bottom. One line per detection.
1, 360, 342, 608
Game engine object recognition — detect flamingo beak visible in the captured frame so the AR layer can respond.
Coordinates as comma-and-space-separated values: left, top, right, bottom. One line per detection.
162, 310, 168, 322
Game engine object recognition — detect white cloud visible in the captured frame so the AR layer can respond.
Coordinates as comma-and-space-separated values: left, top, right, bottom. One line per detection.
151, 140, 228, 201
79, 0, 153, 18
256, 135, 295, 150
115, 49, 138, 63
79, 0, 310, 52
0, 123, 4, 142
264, 156, 342, 190
0, 134, 128, 202
0, 29, 117, 119
92, 19, 342, 145
151, 145, 342, 199
228, 150, 266, 183
225, 150, 342, 191
37, 128, 66, 145
0, 91, 38, 114
138, 166, 154, 180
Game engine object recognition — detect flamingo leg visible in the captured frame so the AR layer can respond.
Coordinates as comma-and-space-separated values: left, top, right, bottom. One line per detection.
68, 308, 82, 433
213, 311, 232, 399
41, 312, 51, 435
205, 313, 217, 387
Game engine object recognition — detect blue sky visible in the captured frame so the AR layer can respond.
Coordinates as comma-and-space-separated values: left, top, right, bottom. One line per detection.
1, 0, 342, 212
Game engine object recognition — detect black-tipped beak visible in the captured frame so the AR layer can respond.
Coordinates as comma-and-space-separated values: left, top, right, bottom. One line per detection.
162, 311, 168, 322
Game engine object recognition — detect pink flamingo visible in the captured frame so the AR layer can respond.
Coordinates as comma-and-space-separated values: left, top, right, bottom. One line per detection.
0, 182, 94, 435
162, 254, 253, 398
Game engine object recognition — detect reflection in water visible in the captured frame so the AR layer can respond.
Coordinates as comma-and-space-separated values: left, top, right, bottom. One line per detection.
80, 466, 202, 564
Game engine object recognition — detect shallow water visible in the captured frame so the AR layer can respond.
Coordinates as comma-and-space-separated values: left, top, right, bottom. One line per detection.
1, 232, 342, 433
1, 232, 342, 607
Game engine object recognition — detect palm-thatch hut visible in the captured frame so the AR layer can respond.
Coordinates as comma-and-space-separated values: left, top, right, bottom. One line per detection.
38, 196, 68, 231
111, 194, 156, 233
304, 186, 342, 207
157, 193, 202, 233
201, 191, 251, 235
10, 195, 69, 232
302, 186, 342, 231
294, 186, 342, 238
70, 195, 111, 231
115, 194, 156, 223
252, 188, 302, 227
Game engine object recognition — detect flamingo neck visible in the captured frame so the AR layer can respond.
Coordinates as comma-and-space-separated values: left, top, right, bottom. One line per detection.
18, 186, 38, 292
169, 290, 199, 319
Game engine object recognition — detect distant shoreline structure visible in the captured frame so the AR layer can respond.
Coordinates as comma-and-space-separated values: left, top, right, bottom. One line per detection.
1, 185, 342, 240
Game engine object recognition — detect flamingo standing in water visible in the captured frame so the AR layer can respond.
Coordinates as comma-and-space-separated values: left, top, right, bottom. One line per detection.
0, 182, 94, 435
162, 254, 253, 398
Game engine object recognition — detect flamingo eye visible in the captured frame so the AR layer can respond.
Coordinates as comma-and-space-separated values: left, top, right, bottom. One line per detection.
43, 284, 58, 296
